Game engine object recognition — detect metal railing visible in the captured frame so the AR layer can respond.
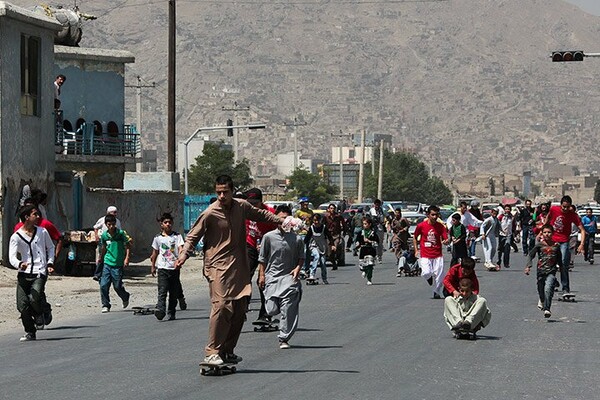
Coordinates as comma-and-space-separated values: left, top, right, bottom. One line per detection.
56, 122, 140, 157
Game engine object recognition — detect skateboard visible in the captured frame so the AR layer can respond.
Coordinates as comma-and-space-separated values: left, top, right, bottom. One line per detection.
453, 329, 477, 340
558, 293, 576, 302
252, 319, 278, 332
199, 362, 237, 376
470, 256, 481, 263
132, 305, 156, 315
305, 277, 319, 285
484, 263, 500, 271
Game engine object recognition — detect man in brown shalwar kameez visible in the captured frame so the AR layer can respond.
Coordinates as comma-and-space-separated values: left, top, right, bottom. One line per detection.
176, 175, 283, 366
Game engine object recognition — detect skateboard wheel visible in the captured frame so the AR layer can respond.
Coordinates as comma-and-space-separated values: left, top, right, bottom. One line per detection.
200, 368, 206, 376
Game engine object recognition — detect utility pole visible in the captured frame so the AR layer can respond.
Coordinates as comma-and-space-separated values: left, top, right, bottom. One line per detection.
357, 129, 366, 203
221, 101, 250, 163
284, 117, 307, 171
167, 0, 176, 172
125, 76, 155, 137
377, 139, 384, 200
331, 130, 350, 199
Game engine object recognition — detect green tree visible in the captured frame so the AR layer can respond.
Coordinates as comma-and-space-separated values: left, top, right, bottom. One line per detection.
287, 167, 337, 206
187, 142, 252, 194
363, 149, 452, 205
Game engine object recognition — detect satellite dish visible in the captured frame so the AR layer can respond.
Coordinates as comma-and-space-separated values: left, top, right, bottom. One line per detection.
33, 4, 96, 47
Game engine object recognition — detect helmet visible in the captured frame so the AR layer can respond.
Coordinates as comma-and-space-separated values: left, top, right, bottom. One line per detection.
298, 197, 309, 203
470, 200, 480, 207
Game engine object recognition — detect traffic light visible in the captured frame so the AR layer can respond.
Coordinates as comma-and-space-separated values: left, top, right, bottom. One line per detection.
227, 119, 233, 137
552, 51, 584, 62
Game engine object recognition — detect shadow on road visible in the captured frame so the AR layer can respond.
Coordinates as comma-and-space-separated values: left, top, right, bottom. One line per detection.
46, 325, 98, 330
473, 335, 502, 340
287, 345, 343, 349
39, 336, 91, 341
296, 328, 323, 332
238, 368, 359, 374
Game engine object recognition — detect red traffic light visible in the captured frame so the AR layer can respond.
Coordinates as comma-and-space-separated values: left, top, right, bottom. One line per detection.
552, 51, 584, 62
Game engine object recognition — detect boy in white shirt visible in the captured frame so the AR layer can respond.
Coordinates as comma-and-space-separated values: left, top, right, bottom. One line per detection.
9, 205, 55, 342
151, 213, 185, 320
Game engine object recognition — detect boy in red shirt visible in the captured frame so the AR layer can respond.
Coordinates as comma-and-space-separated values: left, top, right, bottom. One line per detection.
413, 205, 449, 299
443, 257, 479, 297
545, 195, 585, 296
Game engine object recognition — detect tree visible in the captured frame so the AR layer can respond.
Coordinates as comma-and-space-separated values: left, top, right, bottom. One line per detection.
287, 167, 337, 206
363, 149, 452, 205
187, 142, 252, 194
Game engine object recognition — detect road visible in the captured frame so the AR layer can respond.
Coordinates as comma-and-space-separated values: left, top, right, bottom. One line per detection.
1, 246, 599, 400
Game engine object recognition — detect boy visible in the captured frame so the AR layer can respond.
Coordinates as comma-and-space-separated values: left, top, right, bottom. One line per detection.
304, 213, 335, 284
524, 224, 560, 318
444, 278, 491, 336
443, 257, 479, 298
151, 213, 185, 320
9, 205, 55, 341
413, 205, 449, 298
99, 214, 132, 313
355, 216, 379, 285
497, 204, 516, 269
480, 208, 500, 270
581, 208, 597, 263
448, 213, 468, 267
258, 205, 305, 349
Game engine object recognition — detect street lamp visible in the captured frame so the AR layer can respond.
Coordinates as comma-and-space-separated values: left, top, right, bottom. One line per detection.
183, 123, 266, 195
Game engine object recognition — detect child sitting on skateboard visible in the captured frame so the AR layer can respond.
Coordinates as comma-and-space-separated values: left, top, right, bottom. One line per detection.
443, 278, 491, 337
524, 224, 560, 318
258, 205, 305, 349
355, 216, 379, 285
443, 257, 479, 298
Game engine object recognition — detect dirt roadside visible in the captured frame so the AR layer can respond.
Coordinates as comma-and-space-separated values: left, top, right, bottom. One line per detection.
0, 256, 207, 335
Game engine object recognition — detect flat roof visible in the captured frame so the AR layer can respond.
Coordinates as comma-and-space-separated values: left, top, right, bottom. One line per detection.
0, 2, 61, 31
54, 45, 135, 64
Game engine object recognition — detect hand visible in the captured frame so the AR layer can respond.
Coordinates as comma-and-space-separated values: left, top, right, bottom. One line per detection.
20, 262, 28, 270
48, 265, 54, 274
258, 274, 265, 290
151, 266, 156, 277
453, 290, 460, 298
175, 258, 186, 268
124, 257, 130, 267
331, 245, 336, 252
442, 239, 449, 245
524, 266, 530, 275
577, 244, 584, 255
291, 266, 301, 281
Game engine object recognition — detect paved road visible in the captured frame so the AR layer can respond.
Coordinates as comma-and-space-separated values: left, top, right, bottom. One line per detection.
2, 246, 600, 400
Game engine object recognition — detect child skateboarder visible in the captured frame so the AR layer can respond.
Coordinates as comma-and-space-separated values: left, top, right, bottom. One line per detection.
444, 278, 491, 337
257, 205, 305, 349
355, 216, 379, 285
151, 213, 185, 321
524, 224, 560, 318
99, 214, 132, 313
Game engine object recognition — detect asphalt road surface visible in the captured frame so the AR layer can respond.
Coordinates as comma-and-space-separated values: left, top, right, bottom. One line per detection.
2, 245, 600, 400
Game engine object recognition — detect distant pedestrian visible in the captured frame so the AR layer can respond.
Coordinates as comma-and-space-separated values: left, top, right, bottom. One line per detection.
99, 214, 132, 313
448, 213, 468, 267
480, 208, 500, 271
151, 213, 185, 321
581, 208, 597, 263
369, 199, 386, 263
497, 204, 516, 269
258, 205, 305, 349
10, 205, 55, 342
520, 199, 535, 255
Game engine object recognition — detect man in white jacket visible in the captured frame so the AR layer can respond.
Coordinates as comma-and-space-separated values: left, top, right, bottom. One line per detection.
10, 205, 55, 342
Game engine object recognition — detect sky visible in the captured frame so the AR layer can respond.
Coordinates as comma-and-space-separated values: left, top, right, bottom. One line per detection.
564, 0, 600, 16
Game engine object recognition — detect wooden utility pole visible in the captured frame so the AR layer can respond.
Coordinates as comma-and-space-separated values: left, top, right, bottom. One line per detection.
357, 129, 366, 203
221, 101, 250, 163
167, 0, 176, 172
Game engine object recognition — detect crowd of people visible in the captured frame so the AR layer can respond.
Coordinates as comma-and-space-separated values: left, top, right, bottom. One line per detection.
8, 178, 595, 369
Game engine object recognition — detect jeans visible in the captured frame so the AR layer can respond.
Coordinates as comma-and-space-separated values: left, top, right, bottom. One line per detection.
497, 235, 512, 267
468, 231, 478, 257
157, 269, 181, 314
17, 274, 47, 333
556, 241, 571, 293
537, 272, 556, 311
352, 228, 362, 254
100, 264, 130, 308
522, 227, 534, 255
584, 233, 595, 261
309, 247, 327, 280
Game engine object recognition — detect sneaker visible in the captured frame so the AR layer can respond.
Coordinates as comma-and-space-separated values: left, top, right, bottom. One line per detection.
332, 266, 338, 270
366, 280, 373, 285
451, 321, 464, 331
178, 297, 187, 311
155, 310, 166, 320
34, 315, 45, 330
544, 310, 552, 318
433, 293, 442, 299
537, 299, 543, 310
426, 276, 434, 286
167, 312, 176, 321
20, 332, 36, 342
279, 341, 290, 349
122, 297, 130, 309
224, 353, 243, 363
361, 271, 366, 278
504, 265, 510, 269
396, 272, 402, 277
101, 307, 110, 313
92, 275, 100, 282
461, 321, 472, 331
308, 274, 315, 280
203, 353, 224, 366
323, 279, 329, 285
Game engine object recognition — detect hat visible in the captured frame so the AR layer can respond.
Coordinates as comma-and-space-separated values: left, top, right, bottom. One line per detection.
244, 188, 263, 201
233, 191, 247, 199
107, 206, 117, 213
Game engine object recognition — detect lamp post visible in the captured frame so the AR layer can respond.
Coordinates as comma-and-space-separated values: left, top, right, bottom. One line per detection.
183, 123, 266, 195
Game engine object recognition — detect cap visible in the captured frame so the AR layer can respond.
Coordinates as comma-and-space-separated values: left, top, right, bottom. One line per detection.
107, 206, 117, 213
244, 188, 263, 201
233, 191, 247, 199
299, 197, 309, 203
470, 200, 480, 207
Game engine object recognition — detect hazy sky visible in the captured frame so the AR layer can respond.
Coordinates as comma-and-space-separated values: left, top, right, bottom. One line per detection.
564, 0, 600, 16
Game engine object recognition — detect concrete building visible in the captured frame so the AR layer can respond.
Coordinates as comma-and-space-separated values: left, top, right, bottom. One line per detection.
276, 151, 314, 176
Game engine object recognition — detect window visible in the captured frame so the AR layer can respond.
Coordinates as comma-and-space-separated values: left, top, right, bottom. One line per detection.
93, 120, 103, 136
76, 118, 86, 130
20, 34, 41, 116
107, 121, 119, 137
63, 120, 73, 131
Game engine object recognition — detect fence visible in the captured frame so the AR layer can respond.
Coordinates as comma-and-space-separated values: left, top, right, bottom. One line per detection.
183, 195, 214, 232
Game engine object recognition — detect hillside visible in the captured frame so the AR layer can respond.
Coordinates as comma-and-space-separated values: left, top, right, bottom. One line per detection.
13, 0, 600, 179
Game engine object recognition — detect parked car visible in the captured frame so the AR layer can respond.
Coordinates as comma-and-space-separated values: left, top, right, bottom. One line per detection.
401, 211, 427, 237
384, 201, 425, 214
576, 207, 600, 254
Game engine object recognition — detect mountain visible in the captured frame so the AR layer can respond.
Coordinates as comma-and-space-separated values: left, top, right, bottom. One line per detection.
13, 0, 600, 179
